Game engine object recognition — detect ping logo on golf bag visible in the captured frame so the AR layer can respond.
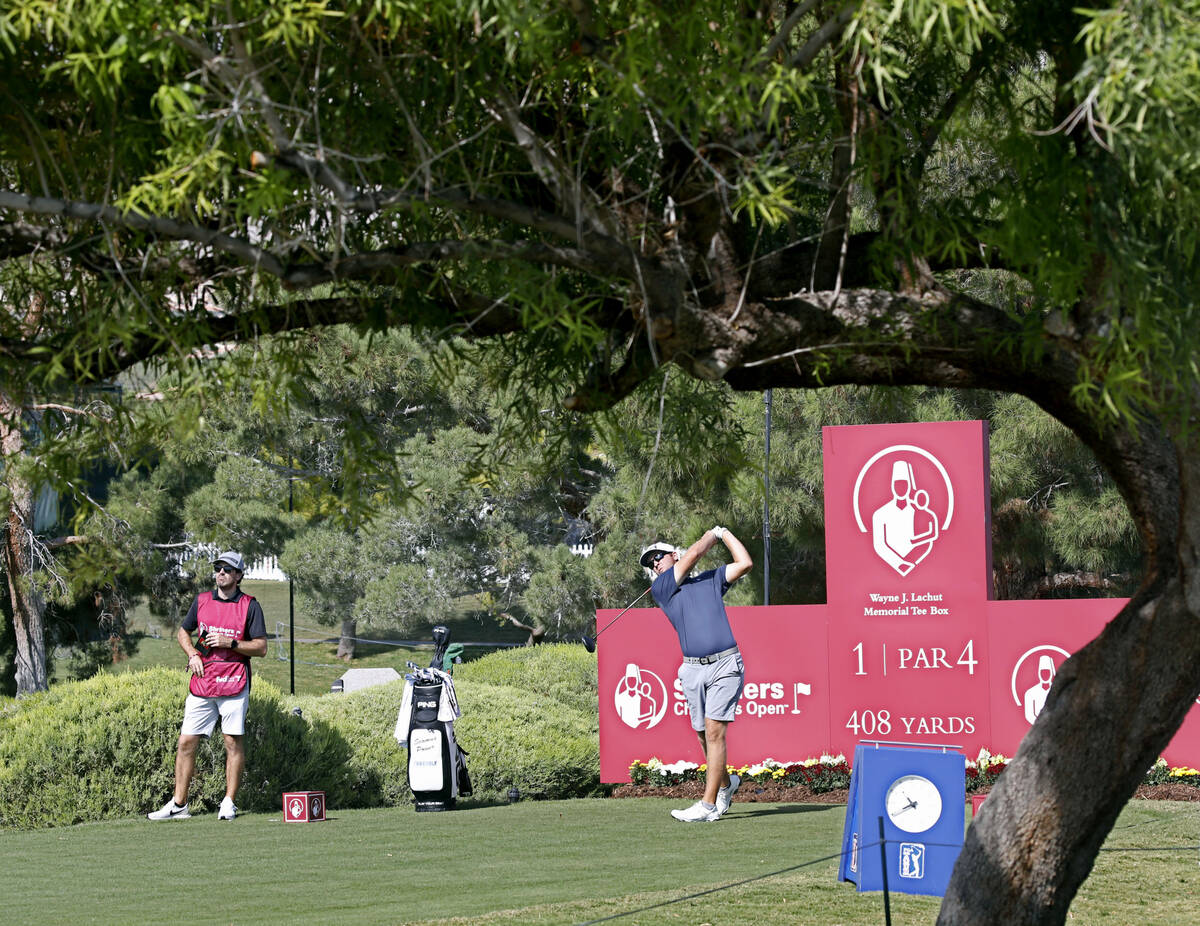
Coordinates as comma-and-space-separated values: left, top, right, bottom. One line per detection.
614, 663, 668, 730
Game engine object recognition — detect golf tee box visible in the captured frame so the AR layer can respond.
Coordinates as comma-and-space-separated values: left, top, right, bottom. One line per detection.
283, 791, 326, 822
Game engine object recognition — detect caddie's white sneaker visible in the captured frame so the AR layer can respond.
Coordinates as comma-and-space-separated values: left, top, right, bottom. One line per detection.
218, 796, 238, 821
147, 799, 191, 821
714, 773, 741, 818
671, 800, 718, 822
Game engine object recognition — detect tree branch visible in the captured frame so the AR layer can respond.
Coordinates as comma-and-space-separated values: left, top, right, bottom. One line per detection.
760, 0, 823, 66
789, 2, 858, 71
485, 88, 621, 241
0, 190, 285, 276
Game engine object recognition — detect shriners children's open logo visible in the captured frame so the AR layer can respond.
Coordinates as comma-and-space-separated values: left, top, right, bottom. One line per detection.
852, 445, 955, 577
613, 663, 668, 730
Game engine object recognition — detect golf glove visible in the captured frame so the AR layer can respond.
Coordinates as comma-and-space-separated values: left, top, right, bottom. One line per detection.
712, 526, 726, 540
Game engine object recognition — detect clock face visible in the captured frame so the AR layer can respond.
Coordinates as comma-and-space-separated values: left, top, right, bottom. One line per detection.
885, 773, 943, 833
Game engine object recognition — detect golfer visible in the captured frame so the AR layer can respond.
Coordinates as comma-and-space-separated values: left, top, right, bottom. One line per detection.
148, 552, 268, 821
642, 526, 752, 822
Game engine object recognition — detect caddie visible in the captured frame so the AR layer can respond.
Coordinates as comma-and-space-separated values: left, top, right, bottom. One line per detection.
641, 526, 753, 822
148, 551, 268, 821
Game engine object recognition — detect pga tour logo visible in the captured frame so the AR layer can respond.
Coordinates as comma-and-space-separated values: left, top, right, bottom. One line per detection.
288, 796, 305, 818
614, 663, 668, 730
853, 444, 955, 577
899, 843, 925, 879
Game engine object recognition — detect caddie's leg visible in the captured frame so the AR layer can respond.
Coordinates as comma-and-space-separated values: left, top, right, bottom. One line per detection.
174, 734, 201, 805
702, 718, 730, 805
223, 733, 245, 800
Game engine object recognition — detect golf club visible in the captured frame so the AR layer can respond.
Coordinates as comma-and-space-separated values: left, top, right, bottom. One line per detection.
581, 586, 652, 653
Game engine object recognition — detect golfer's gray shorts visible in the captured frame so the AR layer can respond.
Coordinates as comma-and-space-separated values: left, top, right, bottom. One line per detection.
678, 651, 744, 730
181, 689, 249, 737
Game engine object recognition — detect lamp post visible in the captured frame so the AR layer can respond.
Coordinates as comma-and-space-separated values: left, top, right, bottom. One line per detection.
288, 461, 295, 695
763, 389, 772, 606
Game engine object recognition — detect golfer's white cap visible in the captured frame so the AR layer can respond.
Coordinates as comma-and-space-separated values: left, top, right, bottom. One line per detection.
639, 542, 677, 568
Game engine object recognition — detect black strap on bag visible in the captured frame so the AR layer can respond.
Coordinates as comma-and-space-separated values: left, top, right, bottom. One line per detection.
455, 743, 473, 796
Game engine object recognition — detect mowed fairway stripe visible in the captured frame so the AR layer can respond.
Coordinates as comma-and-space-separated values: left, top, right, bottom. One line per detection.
1, 800, 850, 924
2, 799, 1195, 925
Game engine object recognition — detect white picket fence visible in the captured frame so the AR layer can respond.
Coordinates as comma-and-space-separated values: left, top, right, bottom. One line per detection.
187, 545, 287, 582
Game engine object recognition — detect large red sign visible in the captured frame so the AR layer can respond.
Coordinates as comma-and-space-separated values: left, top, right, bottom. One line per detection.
598, 420, 1200, 781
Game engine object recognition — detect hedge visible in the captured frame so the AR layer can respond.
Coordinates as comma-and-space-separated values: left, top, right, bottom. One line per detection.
0, 644, 602, 829
289, 644, 602, 804
0, 669, 371, 829
455, 643, 599, 717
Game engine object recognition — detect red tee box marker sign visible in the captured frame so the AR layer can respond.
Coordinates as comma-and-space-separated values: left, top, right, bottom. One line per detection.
283, 790, 326, 822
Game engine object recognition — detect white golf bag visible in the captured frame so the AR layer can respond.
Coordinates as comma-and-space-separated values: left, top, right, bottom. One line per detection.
394, 666, 471, 811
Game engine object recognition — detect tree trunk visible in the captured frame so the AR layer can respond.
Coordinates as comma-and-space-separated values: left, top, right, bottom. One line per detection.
939, 429, 1200, 924
1, 395, 49, 695
336, 617, 356, 661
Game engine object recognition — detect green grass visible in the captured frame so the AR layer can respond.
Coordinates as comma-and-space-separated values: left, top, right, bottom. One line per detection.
81, 581, 530, 696
2, 799, 1196, 925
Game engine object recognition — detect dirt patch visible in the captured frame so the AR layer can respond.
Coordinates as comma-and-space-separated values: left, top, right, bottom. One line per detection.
610, 782, 1200, 804
1133, 782, 1200, 802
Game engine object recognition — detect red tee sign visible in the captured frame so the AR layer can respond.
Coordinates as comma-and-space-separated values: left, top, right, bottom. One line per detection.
598, 420, 1200, 781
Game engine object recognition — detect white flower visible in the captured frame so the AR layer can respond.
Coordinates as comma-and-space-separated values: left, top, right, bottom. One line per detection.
656, 760, 700, 776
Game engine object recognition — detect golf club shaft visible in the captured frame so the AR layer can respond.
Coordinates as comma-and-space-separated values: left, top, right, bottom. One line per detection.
595, 586, 652, 637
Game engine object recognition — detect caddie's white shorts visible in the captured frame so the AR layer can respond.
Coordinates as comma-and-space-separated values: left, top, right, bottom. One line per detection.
181, 689, 250, 737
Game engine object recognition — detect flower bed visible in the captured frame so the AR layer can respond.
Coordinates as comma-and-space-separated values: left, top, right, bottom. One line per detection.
618, 751, 1200, 801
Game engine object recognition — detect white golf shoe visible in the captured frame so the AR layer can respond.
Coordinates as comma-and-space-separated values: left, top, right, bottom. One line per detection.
714, 773, 741, 818
218, 796, 238, 820
670, 800, 718, 822
147, 799, 191, 821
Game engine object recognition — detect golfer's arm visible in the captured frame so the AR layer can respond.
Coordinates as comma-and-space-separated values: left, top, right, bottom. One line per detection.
722, 530, 754, 582
674, 531, 718, 583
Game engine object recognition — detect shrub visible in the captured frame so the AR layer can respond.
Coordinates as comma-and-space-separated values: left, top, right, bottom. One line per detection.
0, 669, 184, 829
289, 681, 409, 805
0, 643, 603, 828
453, 681, 602, 800
455, 643, 598, 717
291, 649, 603, 805
0, 669, 367, 829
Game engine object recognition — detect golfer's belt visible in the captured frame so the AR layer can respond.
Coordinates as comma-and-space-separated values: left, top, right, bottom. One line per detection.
682, 645, 740, 665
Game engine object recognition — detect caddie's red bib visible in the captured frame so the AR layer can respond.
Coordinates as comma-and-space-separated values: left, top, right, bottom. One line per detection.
189, 592, 254, 698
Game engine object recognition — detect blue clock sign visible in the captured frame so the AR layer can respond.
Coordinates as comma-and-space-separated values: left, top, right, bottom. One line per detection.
839, 742, 966, 896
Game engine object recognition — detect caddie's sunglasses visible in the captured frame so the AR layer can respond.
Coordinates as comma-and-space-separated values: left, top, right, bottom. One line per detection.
649, 551, 669, 564
213, 563, 239, 574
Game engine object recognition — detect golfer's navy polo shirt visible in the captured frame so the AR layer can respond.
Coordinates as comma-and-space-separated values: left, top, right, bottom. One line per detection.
652, 565, 737, 658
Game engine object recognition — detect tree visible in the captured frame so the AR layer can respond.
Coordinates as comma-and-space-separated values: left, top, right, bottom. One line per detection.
2, 2, 1199, 922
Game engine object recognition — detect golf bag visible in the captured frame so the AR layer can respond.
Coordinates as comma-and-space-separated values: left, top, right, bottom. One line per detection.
394, 666, 472, 811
